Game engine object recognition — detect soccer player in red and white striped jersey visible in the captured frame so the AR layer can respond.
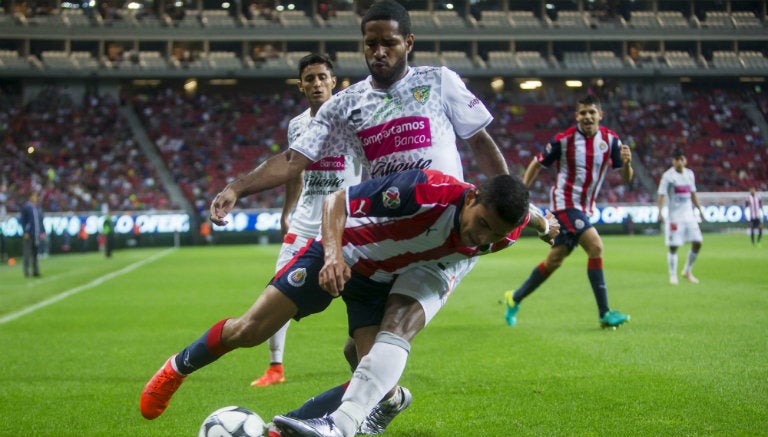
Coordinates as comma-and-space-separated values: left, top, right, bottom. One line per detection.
504, 95, 634, 329
745, 187, 763, 246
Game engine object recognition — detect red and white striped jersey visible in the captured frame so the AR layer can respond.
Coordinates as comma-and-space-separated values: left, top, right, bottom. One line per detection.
745, 191, 764, 220
340, 169, 527, 283
537, 126, 625, 214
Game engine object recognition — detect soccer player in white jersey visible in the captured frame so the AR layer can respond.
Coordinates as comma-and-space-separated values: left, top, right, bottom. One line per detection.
657, 148, 705, 284
251, 53, 363, 388
503, 95, 633, 329
745, 187, 763, 247
142, 1, 531, 433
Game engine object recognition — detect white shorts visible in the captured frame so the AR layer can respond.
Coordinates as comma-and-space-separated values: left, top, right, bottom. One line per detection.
389, 257, 478, 325
664, 220, 703, 247
275, 233, 312, 272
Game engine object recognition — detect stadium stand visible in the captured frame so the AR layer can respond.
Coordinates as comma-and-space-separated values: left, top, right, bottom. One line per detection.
0, 0, 766, 219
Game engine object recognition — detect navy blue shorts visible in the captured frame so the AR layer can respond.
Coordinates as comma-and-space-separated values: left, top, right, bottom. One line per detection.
270, 241, 392, 336
553, 209, 595, 253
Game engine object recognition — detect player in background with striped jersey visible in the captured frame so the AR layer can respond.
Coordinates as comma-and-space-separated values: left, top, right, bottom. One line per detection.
745, 187, 763, 247
504, 95, 633, 328
657, 148, 706, 285
251, 53, 363, 388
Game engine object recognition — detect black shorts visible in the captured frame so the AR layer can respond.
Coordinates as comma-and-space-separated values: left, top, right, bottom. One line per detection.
270, 240, 392, 336
553, 209, 595, 253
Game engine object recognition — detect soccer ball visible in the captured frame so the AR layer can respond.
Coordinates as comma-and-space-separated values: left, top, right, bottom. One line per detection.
199, 406, 266, 437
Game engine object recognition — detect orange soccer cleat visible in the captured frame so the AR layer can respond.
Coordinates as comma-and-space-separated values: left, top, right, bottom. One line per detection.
251, 364, 286, 387
140, 354, 186, 419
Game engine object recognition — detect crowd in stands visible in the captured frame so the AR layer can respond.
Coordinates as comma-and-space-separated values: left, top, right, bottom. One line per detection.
1, 83, 765, 219
131, 86, 303, 215
1, 87, 174, 216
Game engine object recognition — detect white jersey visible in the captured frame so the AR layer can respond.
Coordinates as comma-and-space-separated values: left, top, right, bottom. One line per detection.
658, 167, 698, 223
290, 66, 493, 181
286, 108, 363, 240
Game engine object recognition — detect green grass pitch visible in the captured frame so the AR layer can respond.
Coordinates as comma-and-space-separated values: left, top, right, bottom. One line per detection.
0, 233, 766, 436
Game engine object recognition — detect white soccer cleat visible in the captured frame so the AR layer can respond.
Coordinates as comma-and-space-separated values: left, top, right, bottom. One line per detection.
358, 386, 412, 436
669, 276, 678, 285
682, 272, 699, 284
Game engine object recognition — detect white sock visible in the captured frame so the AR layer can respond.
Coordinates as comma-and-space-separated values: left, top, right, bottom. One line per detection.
268, 322, 289, 363
331, 332, 410, 436
668, 252, 678, 278
683, 251, 699, 274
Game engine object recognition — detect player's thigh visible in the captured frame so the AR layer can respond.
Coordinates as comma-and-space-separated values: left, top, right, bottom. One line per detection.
665, 222, 684, 247
682, 222, 703, 244
386, 258, 477, 339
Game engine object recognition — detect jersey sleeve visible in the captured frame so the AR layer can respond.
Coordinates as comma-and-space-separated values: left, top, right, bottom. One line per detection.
657, 172, 669, 195
440, 67, 493, 139
688, 170, 697, 193
346, 170, 428, 218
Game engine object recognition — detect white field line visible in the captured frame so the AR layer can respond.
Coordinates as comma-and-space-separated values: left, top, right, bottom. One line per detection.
0, 248, 175, 325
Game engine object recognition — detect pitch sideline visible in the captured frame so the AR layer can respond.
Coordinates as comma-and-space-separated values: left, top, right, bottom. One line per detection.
0, 248, 176, 325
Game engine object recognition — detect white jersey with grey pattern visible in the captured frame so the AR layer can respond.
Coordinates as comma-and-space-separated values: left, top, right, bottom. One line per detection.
658, 167, 698, 223
287, 108, 363, 239
290, 66, 493, 181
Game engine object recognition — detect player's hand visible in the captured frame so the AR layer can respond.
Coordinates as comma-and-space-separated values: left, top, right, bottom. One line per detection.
539, 211, 560, 245
210, 187, 237, 226
319, 256, 351, 297
620, 144, 632, 164
280, 216, 291, 237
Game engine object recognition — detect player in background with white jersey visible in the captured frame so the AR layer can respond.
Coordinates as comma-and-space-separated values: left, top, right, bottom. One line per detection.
657, 148, 705, 284
745, 187, 763, 247
142, 1, 546, 434
251, 53, 363, 388
504, 95, 633, 329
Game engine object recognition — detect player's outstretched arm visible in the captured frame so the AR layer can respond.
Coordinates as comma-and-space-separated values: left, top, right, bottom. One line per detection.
522, 159, 543, 187
210, 150, 312, 225
281, 172, 304, 236
319, 190, 351, 296
657, 194, 666, 225
466, 129, 509, 177
620, 144, 634, 182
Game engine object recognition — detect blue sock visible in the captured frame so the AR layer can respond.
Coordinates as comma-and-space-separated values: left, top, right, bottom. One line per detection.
285, 382, 349, 419
513, 262, 549, 302
175, 319, 232, 375
587, 258, 609, 317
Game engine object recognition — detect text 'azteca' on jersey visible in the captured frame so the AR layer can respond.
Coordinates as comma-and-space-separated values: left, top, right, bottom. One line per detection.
342, 169, 526, 283
289, 66, 493, 181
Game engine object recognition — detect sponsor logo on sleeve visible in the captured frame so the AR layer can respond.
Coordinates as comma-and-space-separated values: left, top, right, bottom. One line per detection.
382, 187, 401, 209
350, 198, 371, 216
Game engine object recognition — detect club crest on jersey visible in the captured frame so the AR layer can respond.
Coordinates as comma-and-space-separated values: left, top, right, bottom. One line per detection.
287, 268, 307, 287
382, 187, 401, 209
574, 219, 586, 230
412, 86, 431, 105
599, 141, 609, 151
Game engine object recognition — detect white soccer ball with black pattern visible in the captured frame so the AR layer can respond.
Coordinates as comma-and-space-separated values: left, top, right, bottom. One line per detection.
198, 405, 266, 437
